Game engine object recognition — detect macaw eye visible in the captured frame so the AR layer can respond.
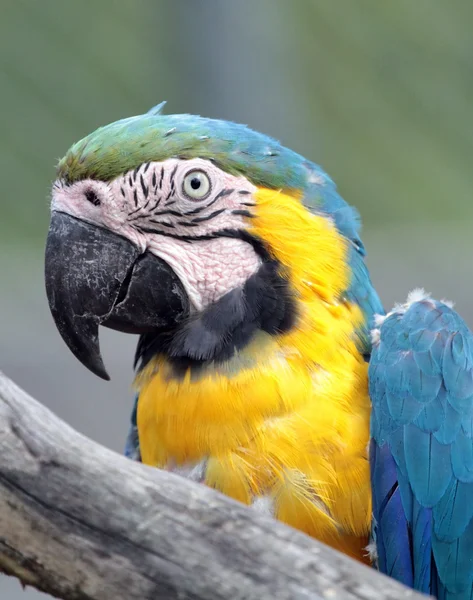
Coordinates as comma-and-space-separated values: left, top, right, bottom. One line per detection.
182, 170, 211, 201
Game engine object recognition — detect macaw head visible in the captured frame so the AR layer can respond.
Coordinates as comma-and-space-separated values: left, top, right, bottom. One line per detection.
45, 103, 376, 380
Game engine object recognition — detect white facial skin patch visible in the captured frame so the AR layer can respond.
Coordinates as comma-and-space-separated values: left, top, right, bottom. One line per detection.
51, 158, 262, 311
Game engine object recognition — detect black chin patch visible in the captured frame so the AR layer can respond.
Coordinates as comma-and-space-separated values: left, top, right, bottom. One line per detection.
135, 259, 297, 374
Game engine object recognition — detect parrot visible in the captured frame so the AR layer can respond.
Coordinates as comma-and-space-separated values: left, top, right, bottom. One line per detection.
44, 103, 473, 599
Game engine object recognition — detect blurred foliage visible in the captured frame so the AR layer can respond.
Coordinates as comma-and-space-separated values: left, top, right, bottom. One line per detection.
1, 0, 472, 249
282, 1, 473, 223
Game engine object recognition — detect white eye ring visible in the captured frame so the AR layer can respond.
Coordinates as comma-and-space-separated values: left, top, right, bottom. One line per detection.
182, 169, 211, 201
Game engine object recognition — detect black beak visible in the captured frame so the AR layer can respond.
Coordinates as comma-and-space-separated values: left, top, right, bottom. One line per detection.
45, 212, 189, 380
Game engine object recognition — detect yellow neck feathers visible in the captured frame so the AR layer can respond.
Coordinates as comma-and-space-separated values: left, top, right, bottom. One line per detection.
136, 188, 371, 559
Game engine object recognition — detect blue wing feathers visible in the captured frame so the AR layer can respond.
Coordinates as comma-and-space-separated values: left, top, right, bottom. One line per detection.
404, 425, 452, 506
382, 484, 414, 583
412, 498, 433, 592
370, 296, 473, 598
415, 387, 447, 433
370, 439, 414, 586
434, 479, 473, 541
451, 430, 473, 481
434, 399, 462, 445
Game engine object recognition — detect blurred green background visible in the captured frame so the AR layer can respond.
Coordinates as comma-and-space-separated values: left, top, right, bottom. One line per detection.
1, 1, 472, 597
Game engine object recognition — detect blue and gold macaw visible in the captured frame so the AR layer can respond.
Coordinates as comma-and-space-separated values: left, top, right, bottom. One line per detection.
45, 104, 473, 598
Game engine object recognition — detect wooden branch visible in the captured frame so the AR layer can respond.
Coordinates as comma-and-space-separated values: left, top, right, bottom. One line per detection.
0, 371, 426, 600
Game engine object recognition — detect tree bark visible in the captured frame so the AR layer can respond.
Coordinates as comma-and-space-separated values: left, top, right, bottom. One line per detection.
0, 371, 427, 600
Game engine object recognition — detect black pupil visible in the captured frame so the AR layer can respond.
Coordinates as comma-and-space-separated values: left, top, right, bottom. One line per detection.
190, 177, 201, 190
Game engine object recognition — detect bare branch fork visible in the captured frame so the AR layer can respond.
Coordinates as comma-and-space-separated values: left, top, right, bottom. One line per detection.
0, 371, 425, 600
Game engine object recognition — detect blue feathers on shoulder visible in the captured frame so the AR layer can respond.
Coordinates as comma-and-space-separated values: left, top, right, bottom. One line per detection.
370, 292, 473, 599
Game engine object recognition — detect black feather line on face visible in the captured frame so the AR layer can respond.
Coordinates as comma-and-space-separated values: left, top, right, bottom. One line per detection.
176, 221, 201, 228
140, 197, 152, 212
183, 204, 207, 216
140, 174, 149, 198
149, 196, 163, 211
232, 209, 254, 218
134, 252, 296, 375
190, 208, 226, 224
151, 209, 184, 217
170, 164, 178, 185
211, 188, 234, 203
128, 205, 142, 218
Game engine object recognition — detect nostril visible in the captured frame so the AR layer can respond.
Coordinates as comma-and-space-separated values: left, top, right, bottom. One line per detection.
85, 189, 101, 206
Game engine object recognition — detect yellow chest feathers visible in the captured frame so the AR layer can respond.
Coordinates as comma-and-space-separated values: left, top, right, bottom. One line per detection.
135, 189, 372, 559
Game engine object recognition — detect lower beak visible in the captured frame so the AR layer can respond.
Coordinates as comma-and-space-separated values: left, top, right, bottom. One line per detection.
45, 211, 188, 380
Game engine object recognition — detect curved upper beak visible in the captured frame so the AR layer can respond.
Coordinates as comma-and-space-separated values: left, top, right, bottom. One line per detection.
45, 211, 189, 380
